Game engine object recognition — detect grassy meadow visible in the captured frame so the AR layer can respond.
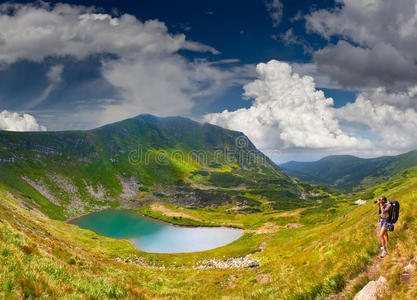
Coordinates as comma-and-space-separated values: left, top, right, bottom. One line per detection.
1, 164, 417, 299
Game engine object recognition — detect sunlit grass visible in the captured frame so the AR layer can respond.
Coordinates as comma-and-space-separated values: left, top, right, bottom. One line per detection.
2, 167, 417, 298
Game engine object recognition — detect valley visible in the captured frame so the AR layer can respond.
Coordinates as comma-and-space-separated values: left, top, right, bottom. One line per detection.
0, 115, 416, 299
281, 151, 417, 191
1, 1, 416, 298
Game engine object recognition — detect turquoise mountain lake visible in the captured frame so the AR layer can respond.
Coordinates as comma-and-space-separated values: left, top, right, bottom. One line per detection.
70, 210, 243, 253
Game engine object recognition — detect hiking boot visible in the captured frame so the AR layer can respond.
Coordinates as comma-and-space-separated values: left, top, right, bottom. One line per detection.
380, 250, 387, 258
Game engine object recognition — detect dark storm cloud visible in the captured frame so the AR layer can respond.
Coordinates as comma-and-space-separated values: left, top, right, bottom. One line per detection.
314, 41, 417, 90
307, 0, 417, 91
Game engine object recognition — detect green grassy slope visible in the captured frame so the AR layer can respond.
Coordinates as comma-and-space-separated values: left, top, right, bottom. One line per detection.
4, 114, 417, 298
331, 165, 417, 299
281, 151, 417, 191
1, 164, 417, 298
0, 114, 316, 220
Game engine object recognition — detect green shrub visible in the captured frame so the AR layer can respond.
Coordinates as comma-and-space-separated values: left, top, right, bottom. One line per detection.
2, 248, 10, 257
208, 172, 244, 187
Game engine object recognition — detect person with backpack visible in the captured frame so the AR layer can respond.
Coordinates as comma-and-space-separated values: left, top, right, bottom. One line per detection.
377, 195, 400, 258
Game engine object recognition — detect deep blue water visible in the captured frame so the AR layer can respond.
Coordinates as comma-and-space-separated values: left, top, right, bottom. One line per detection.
70, 210, 243, 253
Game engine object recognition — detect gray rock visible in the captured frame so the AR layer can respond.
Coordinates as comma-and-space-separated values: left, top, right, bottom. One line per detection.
246, 261, 260, 268
353, 276, 387, 300
355, 199, 366, 205
195, 255, 260, 269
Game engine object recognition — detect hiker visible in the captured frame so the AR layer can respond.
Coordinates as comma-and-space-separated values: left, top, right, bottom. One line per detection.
377, 195, 393, 258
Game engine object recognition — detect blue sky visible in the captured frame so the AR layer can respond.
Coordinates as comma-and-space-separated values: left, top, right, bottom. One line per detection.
1, 0, 417, 161
1, 0, 351, 117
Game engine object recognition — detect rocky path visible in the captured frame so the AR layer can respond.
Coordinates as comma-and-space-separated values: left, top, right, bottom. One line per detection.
327, 219, 417, 300
326, 223, 385, 300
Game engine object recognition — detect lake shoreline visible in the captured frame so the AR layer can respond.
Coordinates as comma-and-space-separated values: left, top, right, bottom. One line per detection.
66, 207, 243, 231
67, 208, 244, 253
64, 208, 109, 223
137, 210, 244, 230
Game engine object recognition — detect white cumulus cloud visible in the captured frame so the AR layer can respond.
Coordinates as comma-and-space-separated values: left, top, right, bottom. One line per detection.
337, 87, 417, 150
0, 2, 218, 64
205, 60, 417, 161
205, 60, 366, 152
0, 110, 46, 131
0, 2, 247, 128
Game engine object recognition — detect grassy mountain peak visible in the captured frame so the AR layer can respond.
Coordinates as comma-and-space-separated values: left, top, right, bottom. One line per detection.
0, 114, 314, 220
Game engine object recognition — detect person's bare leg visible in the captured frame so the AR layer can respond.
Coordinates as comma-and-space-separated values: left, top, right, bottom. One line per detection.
378, 226, 385, 249
379, 227, 388, 251
383, 231, 389, 250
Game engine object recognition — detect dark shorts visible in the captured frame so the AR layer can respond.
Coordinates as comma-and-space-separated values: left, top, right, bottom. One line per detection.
381, 221, 394, 231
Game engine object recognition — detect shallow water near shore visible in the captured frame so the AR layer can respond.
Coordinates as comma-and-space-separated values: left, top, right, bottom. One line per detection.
70, 209, 243, 253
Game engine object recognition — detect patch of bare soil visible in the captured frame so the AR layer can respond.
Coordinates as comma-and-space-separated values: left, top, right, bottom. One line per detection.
228, 206, 247, 212
219, 222, 244, 228
190, 182, 247, 191
253, 222, 281, 233
286, 223, 302, 228
150, 203, 202, 222
245, 222, 303, 234
257, 274, 271, 284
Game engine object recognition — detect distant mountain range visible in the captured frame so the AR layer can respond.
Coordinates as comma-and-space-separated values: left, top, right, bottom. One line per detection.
0, 114, 306, 220
280, 151, 417, 191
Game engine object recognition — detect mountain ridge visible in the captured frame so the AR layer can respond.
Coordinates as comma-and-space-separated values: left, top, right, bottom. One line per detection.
2, 115, 417, 299
0, 114, 311, 220
280, 151, 417, 190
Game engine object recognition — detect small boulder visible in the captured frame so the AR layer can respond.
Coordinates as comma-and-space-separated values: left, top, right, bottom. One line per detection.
246, 261, 260, 268
353, 276, 387, 300
401, 257, 416, 283
355, 199, 366, 205
403, 262, 415, 272
403, 257, 416, 272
